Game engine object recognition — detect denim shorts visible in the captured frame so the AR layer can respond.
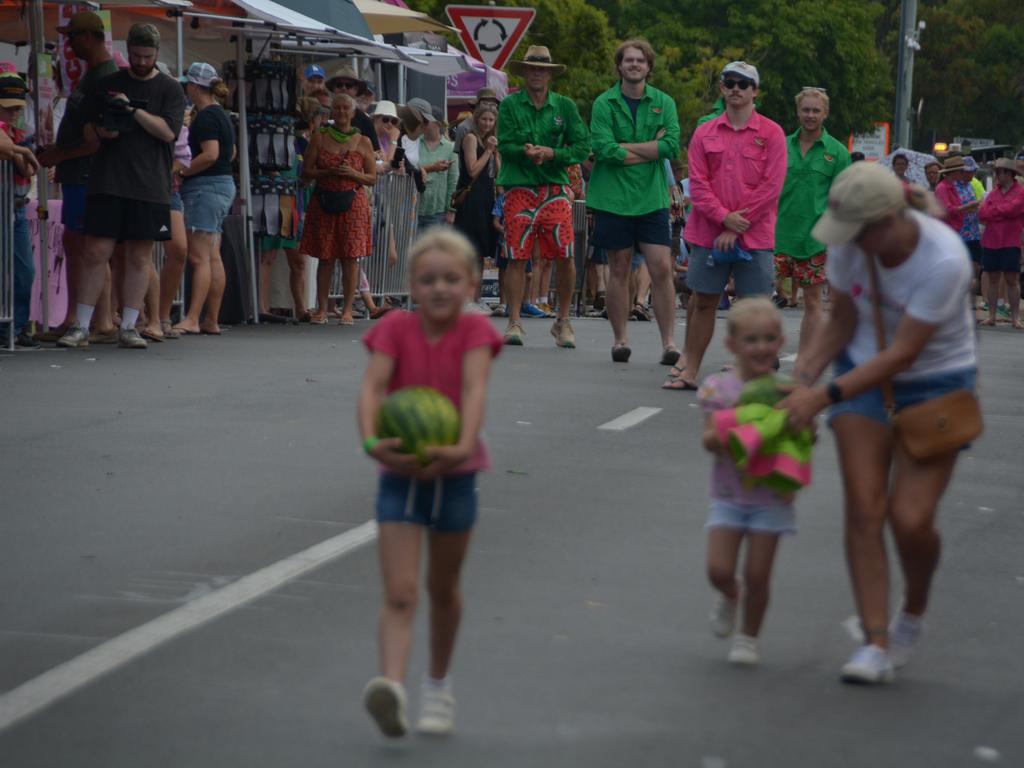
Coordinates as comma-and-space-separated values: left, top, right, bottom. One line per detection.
685, 244, 774, 297
706, 499, 796, 535
181, 175, 236, 234
592, 208, 672, 250
376, 472, 478, 533
61, 183, 88, 233
828, 351, 978, 426
170, 190, 183, 213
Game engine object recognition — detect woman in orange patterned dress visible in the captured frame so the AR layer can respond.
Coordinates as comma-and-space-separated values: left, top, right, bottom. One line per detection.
301, 93, 376, 325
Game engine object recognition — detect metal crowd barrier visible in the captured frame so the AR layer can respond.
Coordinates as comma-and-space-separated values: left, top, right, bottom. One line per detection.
330, 173, 418, 302
1, 160, 13, 351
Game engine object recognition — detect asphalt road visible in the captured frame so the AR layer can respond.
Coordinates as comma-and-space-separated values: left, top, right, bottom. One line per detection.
1, 311, 1022, 767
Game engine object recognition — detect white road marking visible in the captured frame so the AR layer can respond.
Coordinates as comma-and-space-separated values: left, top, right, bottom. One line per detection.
780, 353, 798, 363
0, 520, 378, 732
598, 406, 662, 431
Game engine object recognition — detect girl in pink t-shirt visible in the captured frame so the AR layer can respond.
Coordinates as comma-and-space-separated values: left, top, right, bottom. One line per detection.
358, 228, 502, 738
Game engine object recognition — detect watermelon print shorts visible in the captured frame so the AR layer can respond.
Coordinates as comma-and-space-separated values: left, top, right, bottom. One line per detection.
503, 185, 574, 261
774, 252, 827, 288
376, 472, 478, 532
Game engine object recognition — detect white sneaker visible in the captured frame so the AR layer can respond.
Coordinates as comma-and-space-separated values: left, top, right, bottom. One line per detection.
416, 682, 455, 736
727, 634, 760, 665
363, 677, 408, 737
709, 594, 738, 638
889, 611, 923, 669
840, 645, 894, 685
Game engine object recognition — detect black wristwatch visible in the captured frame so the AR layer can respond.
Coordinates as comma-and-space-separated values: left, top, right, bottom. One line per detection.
826, 381, 843, 404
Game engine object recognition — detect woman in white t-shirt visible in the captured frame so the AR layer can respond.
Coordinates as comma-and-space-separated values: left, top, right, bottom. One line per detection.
781, 163, 978, 685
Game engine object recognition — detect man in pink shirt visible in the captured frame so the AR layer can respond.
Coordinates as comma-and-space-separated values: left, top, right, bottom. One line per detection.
978, 157, 1024, 328
665, 62, 787, 390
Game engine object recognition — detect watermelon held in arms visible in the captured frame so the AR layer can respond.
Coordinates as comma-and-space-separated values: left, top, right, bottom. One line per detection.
377, 387, 461, 465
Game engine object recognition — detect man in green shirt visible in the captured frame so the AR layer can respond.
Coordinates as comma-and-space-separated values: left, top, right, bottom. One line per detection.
497, 46, 590, 348
588, 39, 680, 366
774, 87, 850, 355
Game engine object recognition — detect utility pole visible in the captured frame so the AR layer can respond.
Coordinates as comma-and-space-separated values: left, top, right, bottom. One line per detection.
893, 0, 923, 149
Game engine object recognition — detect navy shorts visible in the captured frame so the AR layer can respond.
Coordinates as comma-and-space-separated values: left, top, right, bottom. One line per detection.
981, 246, 1021, 273
685, 244, 774, 297
828, 351, 977, 427
376, 472, 478, 533
61, 184, 88, 233
965, 239, 983, 265
592, 208, 671, 250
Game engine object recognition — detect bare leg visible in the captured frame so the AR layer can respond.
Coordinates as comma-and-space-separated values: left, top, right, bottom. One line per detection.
983, 270, 999, 325
61, 231, 83, 328
606, 247, 632, 348
679, 291, 720, 385
377, 523, 422, 681
554, 256, 575, 321
259, 247, 277, 315
634, 260, 652, 308
706, 528, 743, 600
639, 242, 678, 352
339, 259, 359, 323
77, 236, 118, 307
143, 261, 162, 337
93, 264, 115, 332
1004, 270, 1022, 328
121, 240, 155, 319
314, 259, 333, 319
159, 210, 187, 323
798, 283, 824, 357
741, 533, 781, 637
834, 413, 894, 648
426, 530, 473, 680
504, 259, 527, 326
285, 249, 307, 318
200, 237, 225, 333
176, 231, 215, 333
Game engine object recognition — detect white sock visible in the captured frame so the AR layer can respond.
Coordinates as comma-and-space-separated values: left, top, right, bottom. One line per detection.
423, 676, 451, 691
121, 307, 140, 331
76, 303, 95, 331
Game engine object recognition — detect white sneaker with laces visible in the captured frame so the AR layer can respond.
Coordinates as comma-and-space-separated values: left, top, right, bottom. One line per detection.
889, 611, 923, 669
727, 633, 760, 665
840, 645, 894, 684
709, 594, 738, 638
363, 677, 408, 737
416, 682, 455, 736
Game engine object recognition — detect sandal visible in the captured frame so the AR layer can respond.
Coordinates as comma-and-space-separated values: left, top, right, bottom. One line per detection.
309, 312, 328, 325
160, 320, 180, 339
660, 347, 681, 366
611, 345, 631, 363
630, 305, 651, 321
662, 364, 697, 391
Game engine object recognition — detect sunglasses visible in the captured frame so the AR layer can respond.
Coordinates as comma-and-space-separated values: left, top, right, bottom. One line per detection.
335, 80, 359, 89
378, 116, 399, 125
722, 79, 754, 90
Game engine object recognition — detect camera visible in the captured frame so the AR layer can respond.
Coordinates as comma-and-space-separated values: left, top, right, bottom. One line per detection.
102, 93, 147, 133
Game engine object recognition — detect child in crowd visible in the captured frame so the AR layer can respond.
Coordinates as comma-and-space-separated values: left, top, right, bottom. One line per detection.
357, 228, 503, 737
698, 298, 810, 665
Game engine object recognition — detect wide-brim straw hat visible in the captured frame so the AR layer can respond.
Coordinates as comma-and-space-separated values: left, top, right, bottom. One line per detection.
507, 45, 565, 75
939, 155, 966, 175
326, 64, 364, 91
993, 157, 1020, 174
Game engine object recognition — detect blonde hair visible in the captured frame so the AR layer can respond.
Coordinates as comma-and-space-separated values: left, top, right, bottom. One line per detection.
795, 87, 830, 111
409, 227, 479, 279
727, 297, 782, 336
331, 92, 356, 108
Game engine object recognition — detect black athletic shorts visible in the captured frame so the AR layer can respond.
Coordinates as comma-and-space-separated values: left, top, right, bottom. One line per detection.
591, 208, 672, 251
84, 193, 172, 242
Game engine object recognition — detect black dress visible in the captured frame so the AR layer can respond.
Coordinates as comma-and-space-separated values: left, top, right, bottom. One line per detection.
453, 138, 498, 263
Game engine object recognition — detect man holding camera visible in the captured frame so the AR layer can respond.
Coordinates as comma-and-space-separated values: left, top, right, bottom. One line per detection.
58, 23, 183, 349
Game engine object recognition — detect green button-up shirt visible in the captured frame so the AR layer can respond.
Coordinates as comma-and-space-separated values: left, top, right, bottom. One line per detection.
417, 137, 459, 216
587, 82, 680, 216
496, 89, 590, 188
775, 127, 851, 259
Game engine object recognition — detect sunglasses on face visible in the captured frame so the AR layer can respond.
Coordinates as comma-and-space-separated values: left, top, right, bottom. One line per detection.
378, 116, 399, 125
722, 79, 754, 90
336, 81, 359, 89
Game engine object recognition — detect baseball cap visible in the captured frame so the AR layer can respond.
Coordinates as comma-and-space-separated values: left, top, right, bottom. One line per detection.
181, 62, 220, 88
127, 22, 160, 49
304, 64, 326, 80
58, 10, 105, 37
0, 73, 28, 108
474, 87, 499, 104
406, 97, 437, 123
721, 61, 759, 87
811, 162, 907, 246
962, 156, 978, 172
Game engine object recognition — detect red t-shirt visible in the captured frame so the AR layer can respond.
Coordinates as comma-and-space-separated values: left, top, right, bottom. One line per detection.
363, 310, 503, 474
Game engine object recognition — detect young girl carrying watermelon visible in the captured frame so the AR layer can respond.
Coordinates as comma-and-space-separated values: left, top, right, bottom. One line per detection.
358, 228, 503, 738
698, 298, 813, 665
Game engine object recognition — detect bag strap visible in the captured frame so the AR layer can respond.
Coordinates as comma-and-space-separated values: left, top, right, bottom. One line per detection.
863, 252, 897, 417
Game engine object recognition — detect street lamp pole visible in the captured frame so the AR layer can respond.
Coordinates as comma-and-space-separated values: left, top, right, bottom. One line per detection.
893, 0, 922, 149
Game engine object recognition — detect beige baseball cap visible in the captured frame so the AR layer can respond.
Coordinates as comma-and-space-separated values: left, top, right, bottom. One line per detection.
811, 162, 907, 246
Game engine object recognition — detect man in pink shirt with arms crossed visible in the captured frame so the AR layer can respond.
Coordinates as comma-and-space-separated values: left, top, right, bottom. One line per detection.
665, 62, 787, 390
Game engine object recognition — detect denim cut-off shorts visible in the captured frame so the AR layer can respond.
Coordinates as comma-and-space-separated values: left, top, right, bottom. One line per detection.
828, 351, 977, 427
706, 499, 797, 535
685, 244, 774, 297
181, 175, 236, 234
376, 472, 478, 533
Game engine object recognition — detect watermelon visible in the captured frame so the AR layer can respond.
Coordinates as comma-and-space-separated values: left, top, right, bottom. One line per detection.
377, 386, 461, 464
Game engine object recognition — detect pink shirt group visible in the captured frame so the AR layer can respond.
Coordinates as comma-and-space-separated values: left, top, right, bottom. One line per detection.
363, 311, 503, 475
934, 178, 965, 234
684, 111, 788, 251
978, 183, 1024, 249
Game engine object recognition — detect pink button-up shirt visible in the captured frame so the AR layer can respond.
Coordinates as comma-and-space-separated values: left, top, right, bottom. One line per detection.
685, 110, 787, 251
934, 178, 965, 234
979, 182, 1024, 249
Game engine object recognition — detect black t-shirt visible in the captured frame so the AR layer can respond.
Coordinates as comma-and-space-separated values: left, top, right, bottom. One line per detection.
54, 58, 120, 186
85, 69, 184, 204
187, 104, 235, 177
353, 109, 380, 152
624, 95, 642, 124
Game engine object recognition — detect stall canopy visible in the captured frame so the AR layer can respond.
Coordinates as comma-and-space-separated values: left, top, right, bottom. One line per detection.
260, 0, 372, 39
352, 0, 454, 35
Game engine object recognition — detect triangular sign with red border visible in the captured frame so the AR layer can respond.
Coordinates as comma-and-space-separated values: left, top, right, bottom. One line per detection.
445, 5, 536, 71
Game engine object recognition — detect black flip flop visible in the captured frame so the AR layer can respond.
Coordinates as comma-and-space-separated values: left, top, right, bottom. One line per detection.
660, 348, 681, 366
611, 345, 631, 363
661, 376, 698, 391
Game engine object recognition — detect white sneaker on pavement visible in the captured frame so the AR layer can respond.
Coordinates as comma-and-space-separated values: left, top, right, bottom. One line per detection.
889, 611, 923, 669
709, 594, 738, 638
727, 633, 760, 665
363, 677, 408, 737
416, 681, 455, 736
840, 645, 894, 685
